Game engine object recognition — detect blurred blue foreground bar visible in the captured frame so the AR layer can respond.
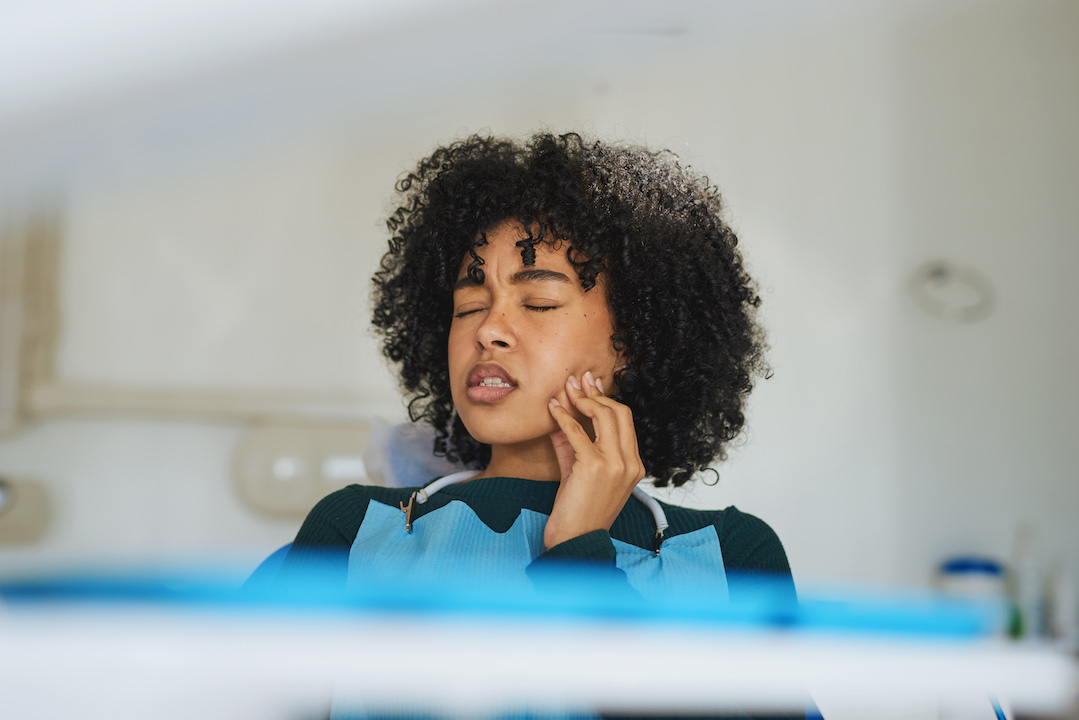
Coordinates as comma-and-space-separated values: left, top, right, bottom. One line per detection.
0, 561, 994, 638
0, 562, 1075, 720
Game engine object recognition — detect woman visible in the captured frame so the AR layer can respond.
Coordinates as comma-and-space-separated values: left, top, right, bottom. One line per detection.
281, 132, 792, 603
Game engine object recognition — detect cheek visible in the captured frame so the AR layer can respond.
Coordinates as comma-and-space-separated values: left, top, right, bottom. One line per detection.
579, 312, 618, 365
447, 325, 468, 370
446, 330, 469, 402
541, 325, 616, 381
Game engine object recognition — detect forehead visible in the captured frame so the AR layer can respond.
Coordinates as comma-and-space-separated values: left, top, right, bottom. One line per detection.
454, 221, 575, 280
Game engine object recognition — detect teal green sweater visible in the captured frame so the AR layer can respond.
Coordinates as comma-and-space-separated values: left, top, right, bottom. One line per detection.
282, 477, 800, 720
282, 476, 794, 601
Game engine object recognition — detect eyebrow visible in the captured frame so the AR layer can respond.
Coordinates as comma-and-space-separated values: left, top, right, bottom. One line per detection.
453, 268, 572, 291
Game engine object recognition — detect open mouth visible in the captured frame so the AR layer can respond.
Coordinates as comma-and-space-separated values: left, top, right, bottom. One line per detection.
468, 363, 518, 389
466, 363, 518, 401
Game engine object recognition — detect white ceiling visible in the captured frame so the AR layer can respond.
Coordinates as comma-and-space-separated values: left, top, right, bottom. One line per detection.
0, 0, 965, 199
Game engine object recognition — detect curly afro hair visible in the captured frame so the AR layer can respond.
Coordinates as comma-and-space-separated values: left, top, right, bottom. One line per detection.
372, 132, 767, 487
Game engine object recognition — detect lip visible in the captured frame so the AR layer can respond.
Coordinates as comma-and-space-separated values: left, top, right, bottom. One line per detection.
465, 362, 518, 403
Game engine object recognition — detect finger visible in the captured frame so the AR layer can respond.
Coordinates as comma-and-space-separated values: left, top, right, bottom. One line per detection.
568, 394, 620, 447
552, 393, 645, 489
561, 374, 589, 415
583, 371, 604, 398
608, 400, 638, 457
581, 369, 615, 398
564, 374, 610, 426
548, 397, 600, 460
565, 373, 587, 401
603, 401, 642, 476
566, 373, 616, 415
566, 375, 640, 469
566, 378, 622, 436
547, 427, 576, 481
567, 385, 642, 474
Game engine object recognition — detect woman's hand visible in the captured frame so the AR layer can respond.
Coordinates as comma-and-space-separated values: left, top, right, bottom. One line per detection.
543, 370, 646, 550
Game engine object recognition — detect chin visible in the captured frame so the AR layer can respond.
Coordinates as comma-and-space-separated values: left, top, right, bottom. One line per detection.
460, 419, 557, 448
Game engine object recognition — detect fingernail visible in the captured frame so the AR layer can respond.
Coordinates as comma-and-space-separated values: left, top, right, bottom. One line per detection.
596, 377, 605, 395
584, 371, 596, 388
549, 398, 561, 407
569, 375, 581, 390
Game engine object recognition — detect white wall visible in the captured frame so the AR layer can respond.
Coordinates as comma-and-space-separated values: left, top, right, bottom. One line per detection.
0, 418, 295, 574
889, 1, 1079, 588
1, 0, 1076, 591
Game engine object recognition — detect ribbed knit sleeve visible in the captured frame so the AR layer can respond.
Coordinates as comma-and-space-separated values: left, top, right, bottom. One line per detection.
524, 529, 636, 596
531, 529, 618, 564
296, 488, 369, 545
278, 486, 372, 588
715, 507, 792, 574
714, 506, 796, 601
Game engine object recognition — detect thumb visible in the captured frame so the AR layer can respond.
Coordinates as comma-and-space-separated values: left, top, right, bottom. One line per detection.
548, 429, 576, 481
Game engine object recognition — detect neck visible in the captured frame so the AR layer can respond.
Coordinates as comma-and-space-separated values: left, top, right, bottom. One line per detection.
476, 436, 561, 482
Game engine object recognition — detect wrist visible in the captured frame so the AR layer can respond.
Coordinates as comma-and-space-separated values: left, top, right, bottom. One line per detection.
543, 517, 605, 550
540, 527, 616, 558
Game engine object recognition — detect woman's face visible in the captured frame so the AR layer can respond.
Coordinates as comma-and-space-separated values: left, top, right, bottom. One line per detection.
448, 220, 620, 448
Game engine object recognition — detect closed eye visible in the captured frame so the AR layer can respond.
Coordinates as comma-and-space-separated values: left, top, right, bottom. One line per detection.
453, 304, 559, 318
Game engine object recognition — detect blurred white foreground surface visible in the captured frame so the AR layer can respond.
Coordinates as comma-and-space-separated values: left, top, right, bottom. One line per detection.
0, 604, 1074, 720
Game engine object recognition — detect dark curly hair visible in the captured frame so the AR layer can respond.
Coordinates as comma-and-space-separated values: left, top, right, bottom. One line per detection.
372, 132, 767, 487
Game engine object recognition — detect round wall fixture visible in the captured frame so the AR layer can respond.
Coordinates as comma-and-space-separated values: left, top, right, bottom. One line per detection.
0, 476, 51, 544
908, 261, 995, 324
0, 477, 12, 517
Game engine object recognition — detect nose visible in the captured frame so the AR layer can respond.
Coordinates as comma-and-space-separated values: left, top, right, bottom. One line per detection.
476, 306, 517, 350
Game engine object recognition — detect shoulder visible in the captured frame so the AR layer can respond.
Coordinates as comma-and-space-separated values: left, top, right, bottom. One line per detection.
278, 484, 415, 586
309, 483, 417, 517
295, 484, 418, 546
658, 501, 792, 576
711, 506, 791, 574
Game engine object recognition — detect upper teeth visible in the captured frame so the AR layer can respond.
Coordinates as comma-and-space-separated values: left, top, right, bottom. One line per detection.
479, 378, 512, 387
